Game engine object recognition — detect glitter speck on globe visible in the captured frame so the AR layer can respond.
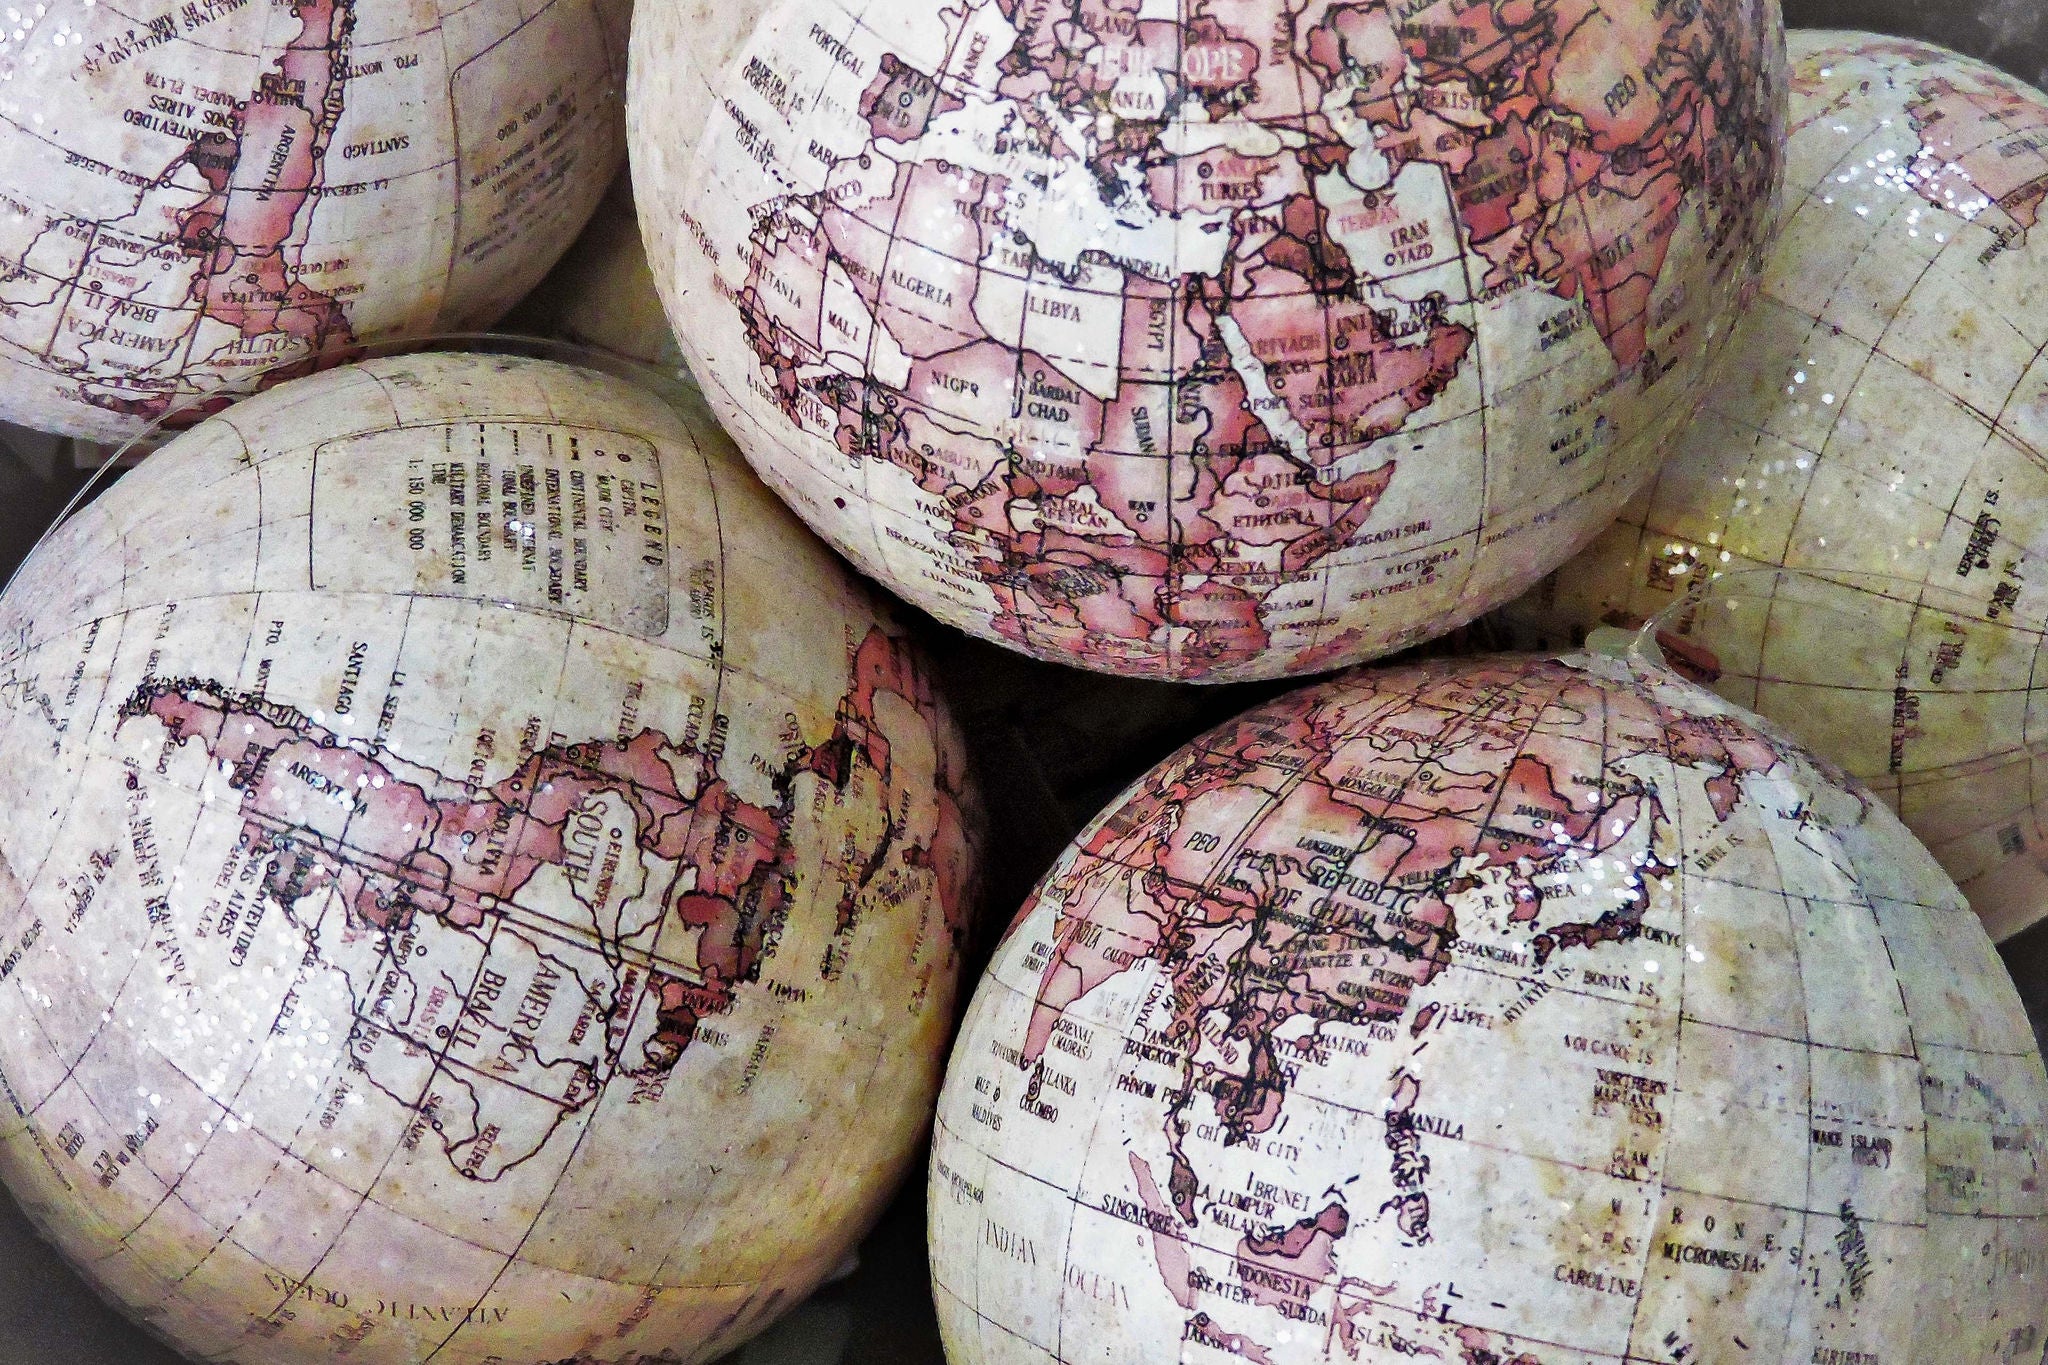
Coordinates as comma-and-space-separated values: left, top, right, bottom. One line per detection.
0, 353, 977, 1364
1494, 32, 2048, 942
629, 0, 1788, 681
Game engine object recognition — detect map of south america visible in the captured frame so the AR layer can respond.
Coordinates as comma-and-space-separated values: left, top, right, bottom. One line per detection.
1792, 37, 2048, 239
1, 0, 359, 423
0, 0, 625, 440
119, 625, 970, 1181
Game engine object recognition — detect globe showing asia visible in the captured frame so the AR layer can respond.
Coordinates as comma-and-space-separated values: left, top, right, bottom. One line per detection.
628, 0, 1788, 682
0, 353, 977, 1364
0, 0, 627, 443
930, 653, 2048, 1364
1495, 33, 2048, 941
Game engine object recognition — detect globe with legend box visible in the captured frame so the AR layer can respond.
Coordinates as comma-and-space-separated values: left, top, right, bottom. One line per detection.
0, 351, 977, 1364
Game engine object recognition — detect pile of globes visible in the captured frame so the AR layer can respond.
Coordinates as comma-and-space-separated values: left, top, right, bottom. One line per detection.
0, 0, 2041, 1362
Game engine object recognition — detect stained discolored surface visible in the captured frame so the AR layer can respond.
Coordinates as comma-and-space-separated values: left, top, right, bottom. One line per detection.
0, 357, 972, 1365
0, 4, 2045, 1360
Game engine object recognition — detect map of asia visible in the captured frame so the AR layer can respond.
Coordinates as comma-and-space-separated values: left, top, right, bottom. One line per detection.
931, 655, 2048, 1364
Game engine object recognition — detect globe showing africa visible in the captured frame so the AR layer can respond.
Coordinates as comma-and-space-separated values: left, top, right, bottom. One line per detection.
627, 0, 1788, 682
0, 352, 978, 1364
0, 0, 627, 443
930, 653, 2048, 1364
1495, 33, 2048, 941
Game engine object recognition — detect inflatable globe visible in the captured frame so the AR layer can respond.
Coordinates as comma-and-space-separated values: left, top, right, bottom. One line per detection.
0, 352, 977, 1363
1495, 33, 2048, 942
931, 652, 2048, 1364
0, 0, 627, 443
627, 0, 1788, 682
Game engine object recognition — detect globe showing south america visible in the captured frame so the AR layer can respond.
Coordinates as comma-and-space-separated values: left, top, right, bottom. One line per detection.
0, 0, 627, 442
0, 353, 977, 1363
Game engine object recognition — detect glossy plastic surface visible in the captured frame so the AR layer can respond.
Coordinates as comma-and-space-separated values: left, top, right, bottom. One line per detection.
0, 4, 2043, 1359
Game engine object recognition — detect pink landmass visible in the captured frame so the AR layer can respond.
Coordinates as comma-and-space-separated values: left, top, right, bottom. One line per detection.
119, 626, 975, 1085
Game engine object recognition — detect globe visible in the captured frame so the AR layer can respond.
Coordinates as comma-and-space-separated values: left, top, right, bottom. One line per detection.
625, 0, 1789, 682
511, 174, 687, 372
0, 351, 978, 1363
1493, 33, 2048, 943
0, 0, 627, 443
930, 652, 2048, 1364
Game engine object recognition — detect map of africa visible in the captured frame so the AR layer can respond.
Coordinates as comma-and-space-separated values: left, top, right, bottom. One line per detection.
0, 0, 626, 442
1496, 32, 2048, 945
0, 354, 975, 1364
628, 0, 1788, 681
931, 653, 2048, 1364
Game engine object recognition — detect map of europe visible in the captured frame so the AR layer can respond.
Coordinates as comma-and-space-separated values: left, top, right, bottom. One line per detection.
0, 0, 625, 441
931, 653, 2048, 1364
645, 0, 1786, 679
